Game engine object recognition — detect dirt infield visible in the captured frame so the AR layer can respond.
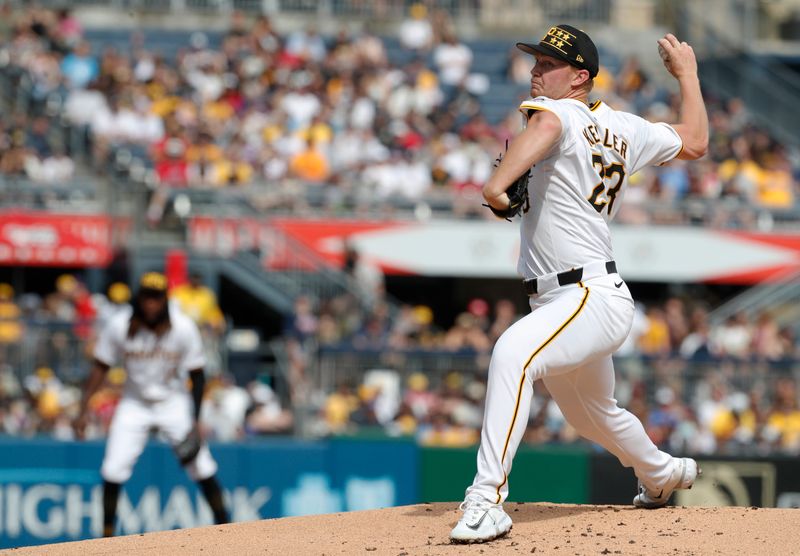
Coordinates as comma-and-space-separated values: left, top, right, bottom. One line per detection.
8, 503, 799, 556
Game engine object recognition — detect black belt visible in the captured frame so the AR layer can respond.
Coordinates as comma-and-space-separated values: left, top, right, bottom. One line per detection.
524, 261, 617, 296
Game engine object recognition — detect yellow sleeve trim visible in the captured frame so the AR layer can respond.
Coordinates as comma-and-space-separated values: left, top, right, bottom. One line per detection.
519, 99, 551, 115
518, 101, 558, 123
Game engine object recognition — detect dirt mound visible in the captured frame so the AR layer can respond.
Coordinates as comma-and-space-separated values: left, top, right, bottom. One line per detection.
9, 503, 798, 556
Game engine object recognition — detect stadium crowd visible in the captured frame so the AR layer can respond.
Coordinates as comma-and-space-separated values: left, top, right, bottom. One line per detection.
1, 270, 799, 457
304, 293, 800, 456
1, 5, 798, 224
1, 6, 799, 455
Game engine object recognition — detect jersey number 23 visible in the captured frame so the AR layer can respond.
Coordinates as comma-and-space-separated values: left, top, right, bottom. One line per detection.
587, 152, 626, 215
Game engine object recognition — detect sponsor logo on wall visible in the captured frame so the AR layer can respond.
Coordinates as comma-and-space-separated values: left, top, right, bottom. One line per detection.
0, 469, 269, 542
675, 462, 776, 507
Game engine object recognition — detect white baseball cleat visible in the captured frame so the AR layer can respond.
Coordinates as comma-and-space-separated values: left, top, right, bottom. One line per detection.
450, 494, 513, 543
633, 457, 701, 509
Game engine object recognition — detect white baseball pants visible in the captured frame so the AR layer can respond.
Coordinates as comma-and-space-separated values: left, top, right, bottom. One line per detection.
101, 395, 218, 484
467, 268, 673, 504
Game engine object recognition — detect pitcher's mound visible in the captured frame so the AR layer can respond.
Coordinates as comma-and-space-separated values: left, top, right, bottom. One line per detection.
12, 503, 799, 555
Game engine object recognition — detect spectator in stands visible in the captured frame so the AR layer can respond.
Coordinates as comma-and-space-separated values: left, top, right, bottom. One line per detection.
646, 386, 681, 449
81, 366, 126, 439
399, 3, 433, 52
43, 274, 79, 321
171, 272, 225, 334
718, 136, 763, 202
55, 8, 83, 46
60, 40, 98, 89
24, 144, 75, 184
707, 391, 756, 452
757, 150, 795, 209
764, 378, 800, 453
638, 307, 671, 356
663, 297, 690, 350
343, 243, 385, 303
443, 312, 491, 353
403, 372, 438, 422
418, 409, 479, 447
751, 312, 785, 361
710, 313, 752, 358
323, 382, 360, 434
289, 138, 330, 183
433, 31, 472, 87
64, 81, 107, 127
201, 374, 250, 441
245, 380, 293, 435
0, 284, 23, 369
389, 304, 438, 349
488, 299, 519, 343
285, 25, 327, 63
679, 308, 713, 359
352, 302, 392, 349
71, 281, 97, 340
93, 282, 131, 333
211, 145, 254, 186
0, 126, 29, 176
25, 116, 53, 159
155, 137, 191, 187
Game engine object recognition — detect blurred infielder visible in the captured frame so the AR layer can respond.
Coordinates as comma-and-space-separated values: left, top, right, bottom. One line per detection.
451, 26, 709, 543
75, 272, 229, 537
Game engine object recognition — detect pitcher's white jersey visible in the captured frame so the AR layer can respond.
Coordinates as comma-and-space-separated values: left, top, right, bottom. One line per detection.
93, 306, 206, 402
517, 97, 682, 278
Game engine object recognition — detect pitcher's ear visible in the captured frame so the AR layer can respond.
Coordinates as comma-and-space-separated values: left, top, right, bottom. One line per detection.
573, 68, 591, 87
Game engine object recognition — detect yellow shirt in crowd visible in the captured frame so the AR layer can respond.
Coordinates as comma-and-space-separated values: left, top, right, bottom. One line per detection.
171, 284, 225, 330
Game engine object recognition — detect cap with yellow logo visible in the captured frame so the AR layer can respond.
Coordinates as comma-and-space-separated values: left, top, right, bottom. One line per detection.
516, 24, 599, 78
138, 272, 169, 296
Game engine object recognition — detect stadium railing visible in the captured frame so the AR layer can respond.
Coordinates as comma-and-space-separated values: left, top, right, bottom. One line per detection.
710, 268, 800, 332
0, 176, 104, 212
0, 321, 90, 385
313, 344, 800, 395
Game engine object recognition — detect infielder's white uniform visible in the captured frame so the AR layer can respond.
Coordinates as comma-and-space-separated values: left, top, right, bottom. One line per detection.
94, 306, 218, 483
468, 96, 683, 504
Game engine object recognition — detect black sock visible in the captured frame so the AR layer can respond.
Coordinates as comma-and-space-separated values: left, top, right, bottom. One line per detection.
102, 481, 122, 537
198, 476, 229, 524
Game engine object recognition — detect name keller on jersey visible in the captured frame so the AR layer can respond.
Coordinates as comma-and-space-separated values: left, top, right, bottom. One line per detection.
582, 124, 628, 159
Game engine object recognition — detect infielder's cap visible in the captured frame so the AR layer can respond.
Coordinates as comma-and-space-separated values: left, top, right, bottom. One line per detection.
138, 272, 169, 296
516, 24, 599, 78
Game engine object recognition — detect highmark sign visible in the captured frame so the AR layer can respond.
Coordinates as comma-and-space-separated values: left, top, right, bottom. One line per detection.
0, 438, 419, 548
0, 477, 269, 540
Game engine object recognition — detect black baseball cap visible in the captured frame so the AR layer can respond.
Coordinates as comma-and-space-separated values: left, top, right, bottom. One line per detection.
516, 24, 599, 78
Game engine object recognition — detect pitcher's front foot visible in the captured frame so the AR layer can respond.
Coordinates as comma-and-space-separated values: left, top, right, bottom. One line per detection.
450, 494, 513, 543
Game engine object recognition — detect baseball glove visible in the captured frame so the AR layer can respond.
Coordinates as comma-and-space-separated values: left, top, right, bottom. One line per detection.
484, 143, 530, 221
174, 425, 202, 465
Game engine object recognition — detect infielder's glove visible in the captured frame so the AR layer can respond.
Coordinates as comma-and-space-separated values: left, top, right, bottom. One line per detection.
483, 142, 530, 221
174, 425, 202, 465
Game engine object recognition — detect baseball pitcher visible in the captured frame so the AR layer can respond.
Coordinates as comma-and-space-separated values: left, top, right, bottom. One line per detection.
74, 272, 229, 537
451, 26, 708, 543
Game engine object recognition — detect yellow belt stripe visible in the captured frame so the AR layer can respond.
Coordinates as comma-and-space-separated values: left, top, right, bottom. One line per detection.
494, 286, 591, 503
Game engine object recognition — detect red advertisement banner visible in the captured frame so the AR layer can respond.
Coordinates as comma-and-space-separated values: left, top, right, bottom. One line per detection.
0, 211, 113, 267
